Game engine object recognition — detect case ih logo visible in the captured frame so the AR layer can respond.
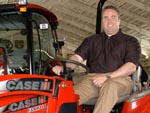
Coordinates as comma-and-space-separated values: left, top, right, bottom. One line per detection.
8, 97, 47, 112
6, 78, 52, 91
3, 78, 52, 112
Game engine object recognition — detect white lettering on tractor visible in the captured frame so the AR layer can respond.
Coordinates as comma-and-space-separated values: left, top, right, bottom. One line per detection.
8, 97, 47, 112
8, 98, 38, 112
28, 104, 47, 112
6, 79, 51, 91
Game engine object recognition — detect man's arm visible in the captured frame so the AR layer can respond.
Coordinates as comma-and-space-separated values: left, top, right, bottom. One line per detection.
52, 54, 83, 75
109, 62, 136, 78
91, 62, 136, 87
67, 54, 84, 69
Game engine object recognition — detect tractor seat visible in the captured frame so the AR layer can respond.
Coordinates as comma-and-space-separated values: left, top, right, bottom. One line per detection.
84, 66, 143, 105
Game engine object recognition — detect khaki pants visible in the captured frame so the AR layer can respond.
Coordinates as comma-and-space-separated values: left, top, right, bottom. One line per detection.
74, 74, 133, 113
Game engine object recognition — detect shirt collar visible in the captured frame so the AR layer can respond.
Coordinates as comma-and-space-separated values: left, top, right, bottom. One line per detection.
103, 29, 122, 38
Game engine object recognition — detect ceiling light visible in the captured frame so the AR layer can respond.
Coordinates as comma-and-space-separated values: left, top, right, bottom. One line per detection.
18, 0, 27, 5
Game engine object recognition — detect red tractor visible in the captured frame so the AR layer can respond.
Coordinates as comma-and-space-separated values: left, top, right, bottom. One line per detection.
0, 0, 150, 113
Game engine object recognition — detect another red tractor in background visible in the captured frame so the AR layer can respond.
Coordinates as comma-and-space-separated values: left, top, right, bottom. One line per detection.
0, 0, 150, 113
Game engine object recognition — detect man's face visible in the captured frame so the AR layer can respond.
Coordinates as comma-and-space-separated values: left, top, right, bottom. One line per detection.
102, 9, 120, 36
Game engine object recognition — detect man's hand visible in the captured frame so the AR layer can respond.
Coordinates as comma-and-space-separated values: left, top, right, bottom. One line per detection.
52, 65, 63, 75
90, 74, 108, 87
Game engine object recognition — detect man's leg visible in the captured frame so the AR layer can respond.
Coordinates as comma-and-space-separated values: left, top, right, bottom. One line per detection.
93, 77, 133, 113
74, 74, 99, 105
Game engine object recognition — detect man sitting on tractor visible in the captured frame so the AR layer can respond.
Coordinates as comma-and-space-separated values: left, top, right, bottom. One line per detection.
52, 5, 141, 113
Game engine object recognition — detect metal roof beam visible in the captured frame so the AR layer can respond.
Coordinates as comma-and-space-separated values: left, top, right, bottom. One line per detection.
121, 0, 150, 13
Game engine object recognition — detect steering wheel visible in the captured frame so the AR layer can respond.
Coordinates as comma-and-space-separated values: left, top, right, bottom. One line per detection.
45, 58, 89, 80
